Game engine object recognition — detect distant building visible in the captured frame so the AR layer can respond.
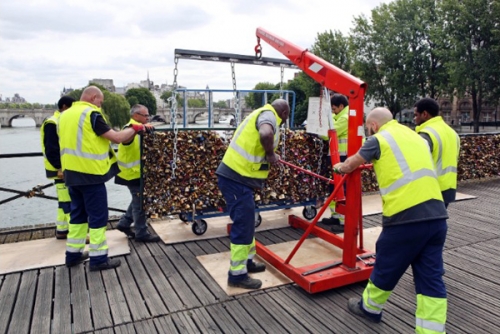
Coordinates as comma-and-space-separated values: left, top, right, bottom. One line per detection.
61, 87, 74, 97
89, 79, 115, 92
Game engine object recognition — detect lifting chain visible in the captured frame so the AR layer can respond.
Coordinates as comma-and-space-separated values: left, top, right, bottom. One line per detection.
231, 62, 240, 127
170, 56, 180, 179
280, 124, 286, 160
318, 85, 324, 128
279, 65, 285, 99
316, 139, 324, 190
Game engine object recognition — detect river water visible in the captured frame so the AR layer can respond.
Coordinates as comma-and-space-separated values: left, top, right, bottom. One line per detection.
0, 117, 235, 230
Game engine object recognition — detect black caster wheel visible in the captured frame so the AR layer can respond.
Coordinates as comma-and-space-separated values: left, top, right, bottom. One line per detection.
179, 213, 188, 222
302, 206, 317, 220
255, 213, 262, 228
192, 219, 208, 235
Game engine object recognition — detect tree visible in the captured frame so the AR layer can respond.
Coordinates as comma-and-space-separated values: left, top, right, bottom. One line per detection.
244, 82, 280, 109
214, 100, 227, 108
187, 98, 206, 108
125, 88, 157, 115
350, 3, 421, 117
284, 72, 321, 127
311, 30, 352, 72
102, 93, 130, 129
441, 0, 499, 133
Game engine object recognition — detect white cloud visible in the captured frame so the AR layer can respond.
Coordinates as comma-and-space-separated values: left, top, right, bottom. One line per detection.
0, 0, 389, 104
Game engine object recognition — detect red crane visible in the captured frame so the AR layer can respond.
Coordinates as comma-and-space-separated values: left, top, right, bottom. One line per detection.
255, 27, 373, 293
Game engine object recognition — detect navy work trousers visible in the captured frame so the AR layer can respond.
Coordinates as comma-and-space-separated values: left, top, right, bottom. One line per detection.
371, 218, 448, 298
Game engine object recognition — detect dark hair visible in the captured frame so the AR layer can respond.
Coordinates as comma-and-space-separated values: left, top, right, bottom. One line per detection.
58, 96, 76, 110
414, 98, 439, 117
330, 93, 349, 108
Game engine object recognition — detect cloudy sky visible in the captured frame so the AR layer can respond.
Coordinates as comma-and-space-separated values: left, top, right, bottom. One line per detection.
0, 0, 389, 104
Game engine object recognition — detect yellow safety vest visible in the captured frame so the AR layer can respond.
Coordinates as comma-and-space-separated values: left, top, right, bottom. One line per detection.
416, 116, 460, 193
59, 101, 116, 175
334, 106, 349, 156
117, 119, 141, 181
373, 120, 443, 218
40, 110, 60, 179
222, 104, 282, 179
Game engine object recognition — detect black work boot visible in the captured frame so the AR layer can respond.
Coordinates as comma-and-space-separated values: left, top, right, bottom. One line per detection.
330, 224, 345, 234
66, 251, 89, 267
247, 261, 266, 273
320, 216, 341, 226
90, 258, 121, 271
228, 276, 262, 290
135, 234, 160, 243
348, 298, 382, 323
116, 225, 135, 239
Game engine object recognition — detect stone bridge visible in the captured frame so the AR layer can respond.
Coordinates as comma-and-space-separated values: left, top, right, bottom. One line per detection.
0, 107, 252, 127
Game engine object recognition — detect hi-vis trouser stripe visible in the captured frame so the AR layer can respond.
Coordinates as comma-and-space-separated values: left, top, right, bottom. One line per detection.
377, 131, 437, 196
89, 226, 109, 257
338, 138, 347, 155
248, 238, 256, 260
117, 159, 140, 169
229, 113, 280, 163
362, 280, 391, 315
423, 127, 458, 176
60, 107, 109, 161
66, 224, 88, 253
56, 182, 70, 232
416, 318, 446, 333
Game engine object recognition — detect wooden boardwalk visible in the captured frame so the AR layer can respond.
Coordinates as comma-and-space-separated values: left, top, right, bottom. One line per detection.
0, 178, 499, 333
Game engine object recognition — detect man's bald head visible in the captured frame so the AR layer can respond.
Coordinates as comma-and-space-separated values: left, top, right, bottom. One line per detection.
81, 86, 104, 108
271, 99, 290, 123
366, 107, 393, 136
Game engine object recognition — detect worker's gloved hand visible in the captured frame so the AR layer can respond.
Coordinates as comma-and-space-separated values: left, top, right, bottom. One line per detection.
131, 124, 145, 133
266, 152, 280, 164
144, 123, 155, 134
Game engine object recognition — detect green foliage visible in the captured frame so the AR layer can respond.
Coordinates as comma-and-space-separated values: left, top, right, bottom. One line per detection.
187, 98, 206, 108
311, 30, 352, 72
284, 72, 320, 127
102, 92, 130, 129
214, 100, 227, 108
125, 88, 157, 115
244, 82, 280, 109
127, 96, 139, 106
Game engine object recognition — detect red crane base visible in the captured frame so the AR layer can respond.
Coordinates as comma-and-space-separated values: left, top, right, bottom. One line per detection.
255, 215, 374, 294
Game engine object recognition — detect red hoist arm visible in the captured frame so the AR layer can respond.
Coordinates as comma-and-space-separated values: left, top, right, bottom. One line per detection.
256, 27, 368, 271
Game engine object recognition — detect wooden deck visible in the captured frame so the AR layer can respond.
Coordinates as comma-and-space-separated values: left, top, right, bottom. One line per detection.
1, 178, 499, 334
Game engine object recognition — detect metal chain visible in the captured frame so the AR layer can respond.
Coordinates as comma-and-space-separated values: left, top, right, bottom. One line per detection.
170, 56, 179, 179
280, 124, 286, 160
231, 62, 240, 127
279, 65, 285, 98
318, 86, 323, 128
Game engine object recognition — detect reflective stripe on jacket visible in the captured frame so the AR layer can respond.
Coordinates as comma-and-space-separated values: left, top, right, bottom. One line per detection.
117, 119, 141, 181
59, 101, 116, 176
416, 116, 460, 195
222, 104, 282, 179
373, 120, 443, 218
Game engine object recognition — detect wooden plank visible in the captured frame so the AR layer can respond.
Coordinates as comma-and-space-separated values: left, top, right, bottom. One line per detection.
173, 243, 228, 302
206, 238, 229, 253
114, 256, 151, 321
114, 323, 136, 334
134, 318, 157, 334
30, 230, 44, 240
30, 268, 53, 334
205, 304, 244, 334
86, 263, 113, 330
194, 240, 219, 255
221, 300, 266, 333
101, 265, 132, 325
171, 311, 200, 333
93, 328, 114, 334
17, 231, 32, 242
236, 295, 287, 333
266, 289, 332, 333
8, 270, 38, 334
0, 273, 21, 334
145, 243, 200, 309
70, 264, 93, 334
52, 266, 72, 334
123, 243, 168, 317
250, 292, 311, 333
190, 306, 221, 333
131, 243, 184, 313
163, 244, 216, 306
4, 233, 18, 244
153, 315, 179, 334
